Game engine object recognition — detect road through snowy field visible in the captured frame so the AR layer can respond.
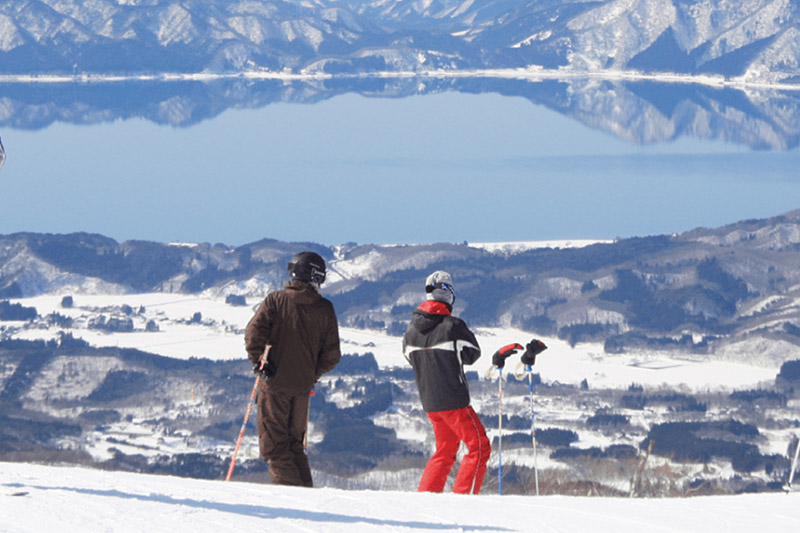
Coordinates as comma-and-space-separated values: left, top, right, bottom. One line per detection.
2, 463, 799, 533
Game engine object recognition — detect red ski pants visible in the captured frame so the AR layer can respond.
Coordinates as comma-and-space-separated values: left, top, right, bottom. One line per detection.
418, 406, 490, 494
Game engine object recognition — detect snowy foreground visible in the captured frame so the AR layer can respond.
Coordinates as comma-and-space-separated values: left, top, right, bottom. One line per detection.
2, 462, 799, 533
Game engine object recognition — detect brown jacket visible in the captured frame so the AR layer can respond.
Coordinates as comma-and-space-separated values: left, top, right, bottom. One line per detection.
245, 280, 341, 395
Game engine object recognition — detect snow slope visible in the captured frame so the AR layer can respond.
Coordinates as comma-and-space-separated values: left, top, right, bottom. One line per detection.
1, 462, 798, 533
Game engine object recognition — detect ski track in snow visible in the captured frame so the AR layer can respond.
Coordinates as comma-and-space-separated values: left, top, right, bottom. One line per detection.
1, 462, 799, 533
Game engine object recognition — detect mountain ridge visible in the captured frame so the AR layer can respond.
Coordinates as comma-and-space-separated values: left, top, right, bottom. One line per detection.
3, 209, 800, 365
1, 0, 799, 85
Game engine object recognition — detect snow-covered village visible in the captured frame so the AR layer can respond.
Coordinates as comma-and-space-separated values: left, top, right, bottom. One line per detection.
3, 1, 800, 532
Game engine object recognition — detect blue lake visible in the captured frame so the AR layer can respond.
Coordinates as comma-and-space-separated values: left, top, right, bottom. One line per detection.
0, 78, 798, 246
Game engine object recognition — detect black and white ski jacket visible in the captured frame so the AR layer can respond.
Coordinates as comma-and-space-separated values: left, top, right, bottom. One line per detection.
403, 300, 481, 413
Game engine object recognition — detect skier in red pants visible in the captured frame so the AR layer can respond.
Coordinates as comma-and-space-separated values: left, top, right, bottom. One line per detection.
403, 270, 491, 494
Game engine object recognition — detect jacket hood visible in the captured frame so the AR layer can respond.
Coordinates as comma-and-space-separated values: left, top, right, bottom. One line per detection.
412, 300, 452, 335
284, 280, 322, 304
418, 300, 451, 315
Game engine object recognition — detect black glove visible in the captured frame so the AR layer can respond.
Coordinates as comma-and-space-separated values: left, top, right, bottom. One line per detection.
491, 343, 523, 368
253, 361, 275, 381
521, 339, 547, 366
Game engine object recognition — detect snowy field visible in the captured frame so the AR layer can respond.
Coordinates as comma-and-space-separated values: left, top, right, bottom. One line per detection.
2, 462, 799, 533
4, 292, 780, 391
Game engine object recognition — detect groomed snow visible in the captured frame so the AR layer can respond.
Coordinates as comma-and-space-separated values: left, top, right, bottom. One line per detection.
1, 462, 798, 533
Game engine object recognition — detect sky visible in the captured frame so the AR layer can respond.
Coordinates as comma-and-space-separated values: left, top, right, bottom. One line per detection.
1, 89, 799, 246
2, 462, 799, 533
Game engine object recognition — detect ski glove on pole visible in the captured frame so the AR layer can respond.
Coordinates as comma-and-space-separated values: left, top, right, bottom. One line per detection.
521, 339, 547, 366
492, 343, 524, 368
253, 361, 275, 381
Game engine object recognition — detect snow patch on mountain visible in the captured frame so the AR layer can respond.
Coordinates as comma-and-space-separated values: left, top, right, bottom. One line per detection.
738, 294, 792, 318
0, 14, 24, 51
716, 335, 800, 367
23, 355, 131, 405
568, 0, 677, 69
0, 251, 125, 297
557, 306, 628, 329
692, 221, 800, 248
695, 0, 791, 63
282, 19, 323, 48
329, 246, 455, 283
468, 239, 610, 254
228, 15, 267, 44
157, 3, 200, 46
743, 25, 800, 83
512, 29, 553, 48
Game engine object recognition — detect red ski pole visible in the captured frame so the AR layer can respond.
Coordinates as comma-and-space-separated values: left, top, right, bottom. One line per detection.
225, 346, 270, 481
303, 390, 315, 454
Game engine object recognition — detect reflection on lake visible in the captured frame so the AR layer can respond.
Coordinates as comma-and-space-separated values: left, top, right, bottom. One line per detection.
0, 76, 798, 246
1, 76, 799, 150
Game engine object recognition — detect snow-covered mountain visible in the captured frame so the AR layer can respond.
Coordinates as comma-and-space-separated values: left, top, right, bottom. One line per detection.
2, 2, 799, 149
3, 210, 800, 367
1, 0, 799, 84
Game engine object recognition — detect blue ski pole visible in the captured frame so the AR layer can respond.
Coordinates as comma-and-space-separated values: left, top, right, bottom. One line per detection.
527, 365, 540, 496
489, 343, 522, 495
518, 339, 547, 495
498, 366, 504, 495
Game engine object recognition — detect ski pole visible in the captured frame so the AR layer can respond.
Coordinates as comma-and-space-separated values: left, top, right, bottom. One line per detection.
487, 343, 522, 495
303, 390, 315, 454
498, 366, 504, 495
225, 346, 270, 481
788, 435, 800, 490
516, 339, 547, 495
527, 365, 540, 496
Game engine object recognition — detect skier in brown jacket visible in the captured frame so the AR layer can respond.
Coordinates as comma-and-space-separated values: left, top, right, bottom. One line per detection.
245, 251, 341, 487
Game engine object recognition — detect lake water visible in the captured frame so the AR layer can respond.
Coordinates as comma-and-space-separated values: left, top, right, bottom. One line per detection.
0, 77, 798, 246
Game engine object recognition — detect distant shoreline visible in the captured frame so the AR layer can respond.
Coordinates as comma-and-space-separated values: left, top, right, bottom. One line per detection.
1, 67, 799, 92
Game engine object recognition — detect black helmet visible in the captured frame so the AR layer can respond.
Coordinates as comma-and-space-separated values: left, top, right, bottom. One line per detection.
288, 252, 327, 286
